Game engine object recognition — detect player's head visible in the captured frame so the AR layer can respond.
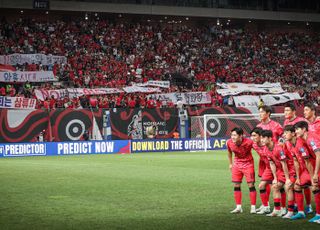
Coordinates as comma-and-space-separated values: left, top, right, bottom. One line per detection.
260, 130, 273, 146
230, 127, 243, 143
283, 125, 295, 141
259, 105, 272, 121
250, 127, 263, 143
294, 121, 308, 138
304, 102, 316, 120
284, 103, 296, 119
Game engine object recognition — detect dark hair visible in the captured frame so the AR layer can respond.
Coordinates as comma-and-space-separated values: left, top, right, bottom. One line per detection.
294, 121, 309, 132
259, 105, 272, 115
304, 102, 316, 111
284, 103, 296, 111
284, 125, 295, 133
231, 127, 243, 136
260, 130, 273, 138
250, 127, 263, 135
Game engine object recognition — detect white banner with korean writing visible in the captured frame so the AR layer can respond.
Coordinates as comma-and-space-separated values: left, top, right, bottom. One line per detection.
0, 71, 58, 82
148, 92, 211, 105
217, 82, 285, 96
0, 96, 36, 109
233, 93, 301, 107
0, 53, 67, 65
123, 86, 161, 93
135, 80, 170, 88
34, 89, 68, 101
67, 88, 124, 98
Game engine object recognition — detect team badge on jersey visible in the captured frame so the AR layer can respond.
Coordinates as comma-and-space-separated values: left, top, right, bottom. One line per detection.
299, 147, 307, 157
310, 141, 317, 150
280, 150, 286, 160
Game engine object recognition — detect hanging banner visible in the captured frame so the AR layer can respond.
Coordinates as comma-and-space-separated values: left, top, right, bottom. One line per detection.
67, 88, 124, 98
0, 53, 67, 65
0, 71, 57, 82
217, 82, 285, 96
233, 93, 301, 107
34, 89, 68, 101
148, 92, 211, 105
135, 80, 170, 88
123, 86, 161, 93
0, 96, 36, 109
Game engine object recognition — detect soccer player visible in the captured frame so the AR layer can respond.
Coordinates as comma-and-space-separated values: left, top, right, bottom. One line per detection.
304, 103, 320, 134
260, 130, 295, 217
227, 127, 257, 214
250, 127, 271, 214
294, 121, 320, 223
283, 104, 313, 214
283, 125, 313, 220
257, 106, 286, 213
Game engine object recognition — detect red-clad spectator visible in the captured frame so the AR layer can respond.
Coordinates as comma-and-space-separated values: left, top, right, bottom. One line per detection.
0, 86, 5, 96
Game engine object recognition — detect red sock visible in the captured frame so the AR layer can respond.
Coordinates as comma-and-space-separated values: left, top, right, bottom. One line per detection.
280, 188, 286, 208
274, 198, 281, 210
234, 188, 242, 205
249, 187, 257, 206
314, 190, 320, 215
260, 189, 268, 206
288, 200, 295, 212
304, 187, 311, 206
295, 190, 304, 212
266, 183, 271, 203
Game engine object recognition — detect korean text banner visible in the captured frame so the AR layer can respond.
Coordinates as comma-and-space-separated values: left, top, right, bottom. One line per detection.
0, 71, 58, 82
0, 53, 67, 65
0, 96, 36, 109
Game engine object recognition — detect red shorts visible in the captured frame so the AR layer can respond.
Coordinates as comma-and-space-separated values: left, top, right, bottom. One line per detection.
232, 164, 255, 183
261, 168, 273, 183
298, 169, 311, 187
258, 158, 265, 178
276, 170, 295, 184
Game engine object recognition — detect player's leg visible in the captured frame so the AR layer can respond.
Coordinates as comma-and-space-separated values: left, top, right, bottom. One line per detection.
282, 177, 295, 219
244, 164, 256, 213
304, 187, 313, 214
267, 182, 283, 217
280, 186, 287, 215
309, 182, 320, 223
230, 166, 243, 214
256, 181, 271, 214
291, 183, 306, 220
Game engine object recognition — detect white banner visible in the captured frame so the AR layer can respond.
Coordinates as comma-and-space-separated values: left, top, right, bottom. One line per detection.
135, 80, 170, 88
123, 86, 161, 93
67, 88, 124, 98
0, 96, 36, 109
234, 93, 301, 107
0, 71, 57, 82
148, 92, 211, 105
0, 54, 67, 66
34, 89, 68, 101
217, 82, 285, 96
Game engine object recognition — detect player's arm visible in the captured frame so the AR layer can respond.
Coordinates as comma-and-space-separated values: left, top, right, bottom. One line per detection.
281, 160, 291, 185
227, 142, 233, 171
313, 150, 320, 184
269, 160, 277, 184
293, 157, 300, 185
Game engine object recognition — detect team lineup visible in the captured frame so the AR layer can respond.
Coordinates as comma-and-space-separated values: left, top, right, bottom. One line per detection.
227, 104, 320, 224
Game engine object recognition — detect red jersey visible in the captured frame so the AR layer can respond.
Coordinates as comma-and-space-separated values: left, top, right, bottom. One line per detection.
305, 132, 320, 158
307, 117, 320, 134
253, 143, 270, 169
257, 120, 283, 142
227, 138, 254, 168
283, 116, 305, 126
266, 143, 295, 175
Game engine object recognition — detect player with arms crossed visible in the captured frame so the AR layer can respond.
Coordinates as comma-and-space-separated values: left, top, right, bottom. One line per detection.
294, 121, 320, 223
227, 127, 257, 214
261, 130, 295, 217
250, 127, 271, 214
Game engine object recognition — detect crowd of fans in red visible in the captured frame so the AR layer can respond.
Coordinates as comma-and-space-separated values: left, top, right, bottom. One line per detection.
0, 17, 320, 109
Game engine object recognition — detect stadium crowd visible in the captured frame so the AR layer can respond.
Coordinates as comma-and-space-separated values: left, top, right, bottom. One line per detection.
0, 17, 320, 109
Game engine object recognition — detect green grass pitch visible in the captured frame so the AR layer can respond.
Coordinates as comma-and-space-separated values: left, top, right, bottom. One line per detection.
0, 151, 316, 230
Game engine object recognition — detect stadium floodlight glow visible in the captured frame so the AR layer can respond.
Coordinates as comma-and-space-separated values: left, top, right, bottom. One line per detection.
45, 11, 49, 15
186, 17, 189, 20
249, 20, 252, 23
306, 22, 309, 26
190, 113, 284, 152
228, 19, 231, 22
20, 10, 24, 14
217, 19, 220, 26
95, 13, 98, 17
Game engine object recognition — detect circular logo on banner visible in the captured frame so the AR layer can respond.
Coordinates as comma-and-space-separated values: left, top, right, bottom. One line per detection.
206, 118, 222, 137
65, 119, 86, 140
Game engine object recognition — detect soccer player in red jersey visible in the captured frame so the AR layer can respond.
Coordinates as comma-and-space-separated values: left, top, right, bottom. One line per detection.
304, 103, 320, 134
283, 125, 313, 219
250, 127, 271, 214
294, 121, 320, 223
227, 127, 257, 214
261, 130, 295, 217
257, 106, 283, 142
283, 104, 312, 214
